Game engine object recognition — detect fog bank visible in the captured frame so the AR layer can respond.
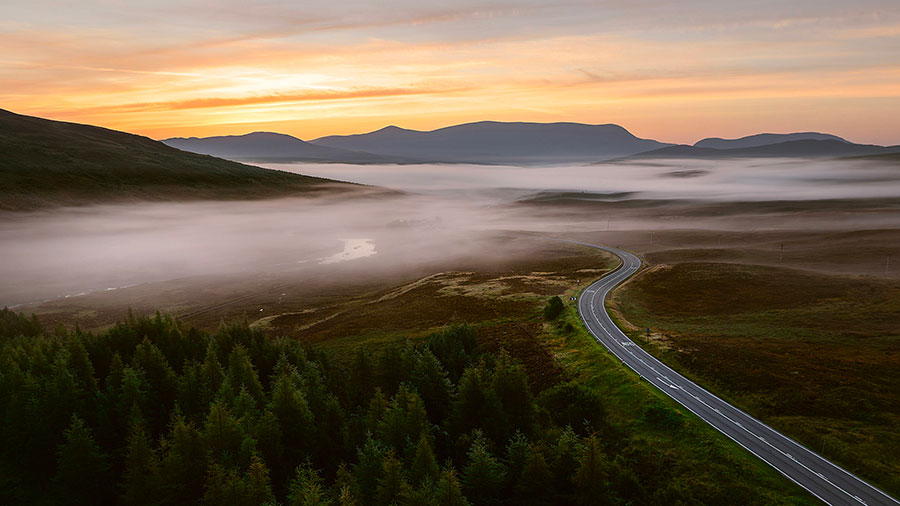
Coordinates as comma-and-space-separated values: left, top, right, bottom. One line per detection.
3, 157, 899, 307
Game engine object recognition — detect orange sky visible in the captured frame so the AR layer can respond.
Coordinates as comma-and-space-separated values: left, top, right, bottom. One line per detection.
2, 1, 899, 144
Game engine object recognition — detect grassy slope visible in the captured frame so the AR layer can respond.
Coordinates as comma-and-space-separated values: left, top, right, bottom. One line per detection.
0, 109, 348, 211
545, 299, 816, 505
610, 262, 900, 496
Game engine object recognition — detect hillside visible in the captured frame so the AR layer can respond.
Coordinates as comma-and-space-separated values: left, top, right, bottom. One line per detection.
0, 109, 353, 211
311, 121, 672, 164
694, 132, 847, 149
162, 131, 414, 164
627, 139, 900, 160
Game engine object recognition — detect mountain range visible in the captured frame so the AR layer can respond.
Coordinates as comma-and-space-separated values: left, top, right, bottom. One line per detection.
163, 132, 413, 164
4, 107, 899, 212
630, 139, 900, 160
692, 132, 847, 149
163, 121, 672, 165
0, 109, 352, 211
309, 121, 671, 164
164, 124, 900, 165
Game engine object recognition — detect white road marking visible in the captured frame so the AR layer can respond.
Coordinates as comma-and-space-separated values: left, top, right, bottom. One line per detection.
569, 243, 899, 506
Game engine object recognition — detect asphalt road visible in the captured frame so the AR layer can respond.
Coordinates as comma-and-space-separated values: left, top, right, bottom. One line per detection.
573, 241, 899, 506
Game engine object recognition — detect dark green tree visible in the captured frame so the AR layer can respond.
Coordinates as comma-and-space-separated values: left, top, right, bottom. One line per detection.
202, 400, 243, 465
287, 460, 329, 506
543, 296, 565, 320
245, 455, 275, 505
269, 371, 315, 466
426, 324, 477, 382
452, 361, 504, 442
573, 434, 609, 506
434, 464, 469, 506
537, 381, 607, 435
515, 444, 554, 506
491, 352, 534, 437
377, 385, 428, 451
409, 348, 453, 423
353, 434, 387, 505
53, 416, 113, 506
227, 344, 265, 404
461, 435, 506, 505
375, 452, 404, 506
120, 419, 160, 506
408, 434, 439, 486
551, 426, 583, 495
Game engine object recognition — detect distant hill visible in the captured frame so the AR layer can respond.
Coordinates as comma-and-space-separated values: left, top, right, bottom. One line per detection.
0, 109, 355, 211
694, 132, 847, 149
162, 132, 413, 164
311, 121, 672, 164
627, 139, 900, 160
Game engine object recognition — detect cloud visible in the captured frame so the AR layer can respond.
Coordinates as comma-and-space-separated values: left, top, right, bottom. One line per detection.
1, 0, 898, 143
89, 86, 470, 113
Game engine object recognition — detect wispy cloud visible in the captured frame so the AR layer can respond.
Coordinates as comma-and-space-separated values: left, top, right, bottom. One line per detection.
78, 86, 470, 113
1, 0, 898, 144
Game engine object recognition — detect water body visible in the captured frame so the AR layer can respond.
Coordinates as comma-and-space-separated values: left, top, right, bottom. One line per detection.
318, 238, 377, 264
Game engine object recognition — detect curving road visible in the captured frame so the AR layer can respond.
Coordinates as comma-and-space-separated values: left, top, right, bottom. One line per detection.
573, 241, 899, 506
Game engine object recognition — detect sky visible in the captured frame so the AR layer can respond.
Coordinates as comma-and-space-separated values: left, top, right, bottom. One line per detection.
1, 0, 899, 144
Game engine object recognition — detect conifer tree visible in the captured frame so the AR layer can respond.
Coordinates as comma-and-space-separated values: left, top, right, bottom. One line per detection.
504, 430, 531, 486
408, 434, 439, 486
515, 444, 554, 505
200, 342, 225, 400
453, 361, 504, 442
269, 372, 315, 465
53, 416, 112, 505
353, 434, 387, 505
552, 426, 584, 493
158, 413, 206, 504
120, 418, 159, 506
227, 344, 265, 404
573, 434, 610, 506
434, 464, 469, 506
461, 434, 506, 505
287, 459, 329, 506
202, 400, 243, 464
246, 455, 276, 505
409, 348, 453, 423
376, 452, 404, 506
66, 335, 98, 394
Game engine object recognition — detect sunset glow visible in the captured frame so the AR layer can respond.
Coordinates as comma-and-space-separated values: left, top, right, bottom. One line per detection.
2, 0, 899, 143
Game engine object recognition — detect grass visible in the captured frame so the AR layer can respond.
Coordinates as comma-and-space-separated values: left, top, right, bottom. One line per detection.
0, 108, 353, 211
542, 291, 818, 504
610, 261, 900, 496
303, 245, 620, 390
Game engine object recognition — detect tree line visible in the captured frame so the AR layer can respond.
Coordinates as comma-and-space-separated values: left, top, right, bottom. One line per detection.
0, 306, 671, 505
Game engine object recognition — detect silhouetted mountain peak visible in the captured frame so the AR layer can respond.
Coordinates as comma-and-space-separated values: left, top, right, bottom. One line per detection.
310, 120, 669, 164
628, 138, 899, 160
694, 132, 847, 149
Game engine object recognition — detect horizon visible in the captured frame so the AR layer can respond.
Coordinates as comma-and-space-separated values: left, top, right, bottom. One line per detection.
2, 1, 899, 145
6, 107, 885, 146
161, 120, 856, 145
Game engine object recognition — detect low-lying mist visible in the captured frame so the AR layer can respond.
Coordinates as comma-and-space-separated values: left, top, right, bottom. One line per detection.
265, 157, 900, 201
2, 157, 899, 307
